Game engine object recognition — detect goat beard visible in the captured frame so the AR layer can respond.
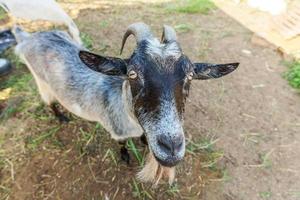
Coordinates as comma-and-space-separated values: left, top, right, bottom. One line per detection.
137, 151, 175, 185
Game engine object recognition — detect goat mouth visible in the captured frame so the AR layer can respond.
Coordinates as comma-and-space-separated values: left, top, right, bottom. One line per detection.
153, 154, 181, 167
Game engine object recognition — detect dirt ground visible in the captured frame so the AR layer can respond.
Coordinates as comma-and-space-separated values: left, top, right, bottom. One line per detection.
1, 1, 300, 200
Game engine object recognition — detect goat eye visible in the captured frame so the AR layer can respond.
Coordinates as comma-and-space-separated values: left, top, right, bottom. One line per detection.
128, 70, 138, 79
187, 72, 194, 81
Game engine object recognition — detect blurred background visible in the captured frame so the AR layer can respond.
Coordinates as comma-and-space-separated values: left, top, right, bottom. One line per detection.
0, 0, 300, 200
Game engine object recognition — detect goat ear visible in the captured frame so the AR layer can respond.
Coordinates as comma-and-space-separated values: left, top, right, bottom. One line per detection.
79, 51, 127, 75
193, 62, 239, 80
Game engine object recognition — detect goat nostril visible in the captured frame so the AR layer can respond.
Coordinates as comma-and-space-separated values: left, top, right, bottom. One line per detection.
173, 135, 184, 150
157, 135, 173, 152
157, 135, 184, 155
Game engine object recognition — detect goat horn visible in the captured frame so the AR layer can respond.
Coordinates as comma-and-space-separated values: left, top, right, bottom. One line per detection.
161, 25, 177, 43
120, 22, 153, 55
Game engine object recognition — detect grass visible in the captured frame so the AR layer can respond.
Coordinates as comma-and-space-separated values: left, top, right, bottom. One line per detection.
0, 49, 33, 95
0, 186, 10, 200
242, 132, 262, 145
130, 178, 180, 199
0, 97, 23, 121
186, 138, 219, 155
80, 32, 94, 50
127, 139, 144, 166
99, 20, 109, 29
174, 23, 193, 33
186, 137, 225, 182
1, 49, 23, 70
288, 191, 300, 198
25, 103, 51, 121
221, 169, 232, 182
131, 178, 154, 199
76, 123, 104, 155
167, 0, 216, 14
247, 149, 274, 169
103, 148, 118, 166
259, 151, 273, 169
0, 71, 35, 121
166, 183, 180, 196
259, 191, 272, 199
25, 127, 61, 150
202, 151, 224, 170
0, 49, 39, 121
1, 73, 33, 93
284, 61, 300, 89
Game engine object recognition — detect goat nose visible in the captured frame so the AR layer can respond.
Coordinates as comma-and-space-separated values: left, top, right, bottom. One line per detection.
157, 134, 183, 155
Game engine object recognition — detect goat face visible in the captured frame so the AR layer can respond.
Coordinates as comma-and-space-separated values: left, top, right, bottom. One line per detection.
125, 40, 191, 167
79, 23, 239, 167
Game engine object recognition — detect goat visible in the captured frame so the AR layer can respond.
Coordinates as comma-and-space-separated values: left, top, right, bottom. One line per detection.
12, 23, 238, 183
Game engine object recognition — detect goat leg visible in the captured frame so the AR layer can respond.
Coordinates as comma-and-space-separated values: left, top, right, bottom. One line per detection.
119, 141, 130, 165
140, 133, 148, 146
50, 103, 70, 123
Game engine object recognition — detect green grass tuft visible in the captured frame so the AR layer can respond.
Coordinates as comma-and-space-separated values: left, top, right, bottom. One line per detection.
25, 127, 61, 150
1, 73, 33, 93
0, 98, 23, 121
103, 148, 118, 166
76, 124, 103, 155
0, 49, 34, 95
80, 32, 94, 50
99, 20, 109, 29
0, 56, 36, 121
167, 183, 180, 196
284, 61, 300, 89
130, 178, 153, 199
260, 151, 273, 169
127, 139, 144, 166
259, 191, 272, 199
174, 24, 193, 33
168, 0, 216, 14
186, 138, 218, 154
186, 137, 224, 174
